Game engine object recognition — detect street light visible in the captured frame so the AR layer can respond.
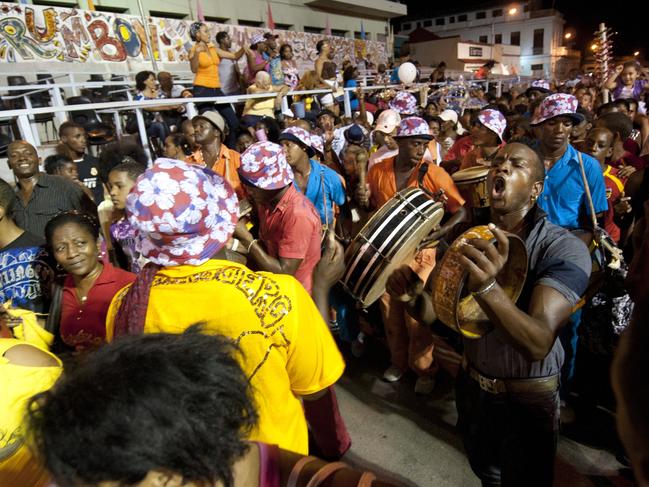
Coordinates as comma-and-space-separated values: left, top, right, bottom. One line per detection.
564, 32, 572, 39
634, 51, 640, 56
508, 7, 518, 15
591, 43, 598, 51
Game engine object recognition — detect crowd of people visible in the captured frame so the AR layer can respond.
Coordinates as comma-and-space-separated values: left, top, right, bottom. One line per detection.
1, 21, 649, 487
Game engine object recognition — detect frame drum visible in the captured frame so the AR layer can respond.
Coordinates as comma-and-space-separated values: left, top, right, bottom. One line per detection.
452, 166, 490, 208
432, 225, 528, 338
342, 188, 444, 308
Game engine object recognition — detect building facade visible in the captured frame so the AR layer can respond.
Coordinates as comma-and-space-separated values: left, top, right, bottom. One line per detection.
395, 1, 580, 78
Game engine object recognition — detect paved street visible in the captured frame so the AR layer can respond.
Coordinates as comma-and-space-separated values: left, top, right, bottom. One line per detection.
333, 339, 634, 487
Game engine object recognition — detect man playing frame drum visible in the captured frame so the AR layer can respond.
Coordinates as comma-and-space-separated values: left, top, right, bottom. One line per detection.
358, 117, 466, 394
386, 142, 592, 486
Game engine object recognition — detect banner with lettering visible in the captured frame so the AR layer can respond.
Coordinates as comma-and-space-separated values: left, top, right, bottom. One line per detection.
0, 3, 387, 72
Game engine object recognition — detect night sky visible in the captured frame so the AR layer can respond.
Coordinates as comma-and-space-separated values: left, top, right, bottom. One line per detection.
400, 0, 647, 60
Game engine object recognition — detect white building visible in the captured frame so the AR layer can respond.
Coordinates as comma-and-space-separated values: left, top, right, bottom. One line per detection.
395, 1, 580, 78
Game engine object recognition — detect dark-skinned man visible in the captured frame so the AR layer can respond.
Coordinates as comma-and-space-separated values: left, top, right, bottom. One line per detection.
530, 94, 608, 402
359, 116, 467, 394
6, 141, 96, 238
387, 142, 592, 486
188, 111, 244, 200
234, 141, 321, 295
57, 121, 103, 203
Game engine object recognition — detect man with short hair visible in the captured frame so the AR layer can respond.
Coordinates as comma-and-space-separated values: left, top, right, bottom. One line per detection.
157, 71, 186, 99
216, 31, 244, 96
387, 142, 592, 486
188, 111, 244, 199
58, 121, 103, 203
6, 141, 96, 237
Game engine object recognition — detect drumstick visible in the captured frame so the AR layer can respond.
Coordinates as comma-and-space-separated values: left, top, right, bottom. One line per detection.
356, 151, 368, 208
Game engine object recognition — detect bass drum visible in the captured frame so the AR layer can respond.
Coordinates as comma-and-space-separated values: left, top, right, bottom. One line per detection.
341, 188, 444, 308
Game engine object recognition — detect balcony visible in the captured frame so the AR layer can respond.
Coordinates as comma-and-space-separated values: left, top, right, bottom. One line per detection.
304, 0, 407, 20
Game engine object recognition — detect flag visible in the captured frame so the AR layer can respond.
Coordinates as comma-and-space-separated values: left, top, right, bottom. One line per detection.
87, 0, 95, 10
267, 2, 275, 30
360, 21, 366, 40
196, 0, 205, 22
324, 15, 331, 36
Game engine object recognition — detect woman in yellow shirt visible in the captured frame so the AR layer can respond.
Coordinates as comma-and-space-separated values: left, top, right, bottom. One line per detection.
189, 22, 248, 148
0, 330, 62, 487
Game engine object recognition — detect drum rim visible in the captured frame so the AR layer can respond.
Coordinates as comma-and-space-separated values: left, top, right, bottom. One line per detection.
452, 166, 491, 183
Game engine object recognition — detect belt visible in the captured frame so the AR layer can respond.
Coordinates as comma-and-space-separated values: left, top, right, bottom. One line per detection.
461, 357, 559, 395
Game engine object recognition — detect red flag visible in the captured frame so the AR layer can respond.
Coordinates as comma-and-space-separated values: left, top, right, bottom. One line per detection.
267, 2, 275, 30
324, 15, 331, 36
196, 0, 205, 22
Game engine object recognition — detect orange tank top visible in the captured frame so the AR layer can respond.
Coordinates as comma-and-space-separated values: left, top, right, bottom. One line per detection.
194, 44, 221, 89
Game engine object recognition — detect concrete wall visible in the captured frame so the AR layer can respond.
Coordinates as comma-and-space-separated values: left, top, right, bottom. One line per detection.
409, 37, 460, 70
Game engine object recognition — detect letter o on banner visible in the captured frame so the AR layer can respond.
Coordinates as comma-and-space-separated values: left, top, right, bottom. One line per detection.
114, 18, 142, 57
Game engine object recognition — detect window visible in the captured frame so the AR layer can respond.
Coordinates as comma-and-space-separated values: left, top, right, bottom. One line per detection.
417, 21, 422, 28
533, 28, 544, 54
304, 26, 323, 34
149, 10, 187, 19
510, 31, 520, 46
273, 23, 293, 30
402, 23, 412, 30
436, 18, 445, 26
492, 9, 503, 17
376, 33, 387, 43
205, 16, 229, 23
354, 31, 369, 40
458, 14, 468, 21
32, 0, 76, 6
479, 35, 488, 43
449, 16, 455, 23
95, 5, 129, 13
470, 47, 483, 57
495, 33, 502, 44
476, 11, 486, 19
331, 29, 347, 37
238, 19, 263, 27
531, 64, 544, 71
424, 20, 432, 27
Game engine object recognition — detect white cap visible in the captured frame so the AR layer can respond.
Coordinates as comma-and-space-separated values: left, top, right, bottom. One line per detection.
373, 109, 401, 134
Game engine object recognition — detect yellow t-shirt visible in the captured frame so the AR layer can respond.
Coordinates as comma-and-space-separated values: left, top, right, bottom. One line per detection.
105, 260, 345, 455
0, 339, 62, 487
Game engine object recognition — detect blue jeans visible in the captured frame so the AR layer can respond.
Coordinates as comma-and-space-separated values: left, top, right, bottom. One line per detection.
192, 85, 239, 149
146, 121, 169, 141
456, 370, 559, 487
559, 308, 582, 397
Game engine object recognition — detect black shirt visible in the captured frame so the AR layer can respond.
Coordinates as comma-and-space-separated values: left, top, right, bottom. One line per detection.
0, 231, 55, 315
11, 173, 97, 238
75, 153, 104, 203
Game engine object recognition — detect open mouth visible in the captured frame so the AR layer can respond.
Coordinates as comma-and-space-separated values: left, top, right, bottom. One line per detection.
492, 176, 506, 200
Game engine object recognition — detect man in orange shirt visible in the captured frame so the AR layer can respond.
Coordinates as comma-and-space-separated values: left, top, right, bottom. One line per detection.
360, 117, 467, 393
188, 111, 245, 199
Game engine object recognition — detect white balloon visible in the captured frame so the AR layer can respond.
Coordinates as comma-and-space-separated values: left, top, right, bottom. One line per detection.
398, 62, 417, 84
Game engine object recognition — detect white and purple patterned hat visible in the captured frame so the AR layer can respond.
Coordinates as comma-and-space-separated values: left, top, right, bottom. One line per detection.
526, 79, 552, 95
477, 109, 507, 143
395, 117, 433, 140
126, 158, 238, 267
310, 134, 325, 158
530, 93, 585, 126
238, 141, 294, 190
278, 126, 315, 156
389, 91, 419, 115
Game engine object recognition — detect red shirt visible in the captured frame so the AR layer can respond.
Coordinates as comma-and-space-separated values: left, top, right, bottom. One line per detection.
443, 135, 474, 161
60, 263, 135, 351
258, 185, 322, 294
603, 165, 625, 243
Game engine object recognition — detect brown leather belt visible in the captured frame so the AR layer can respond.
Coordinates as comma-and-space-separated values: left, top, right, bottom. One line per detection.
462, 357, 559, 395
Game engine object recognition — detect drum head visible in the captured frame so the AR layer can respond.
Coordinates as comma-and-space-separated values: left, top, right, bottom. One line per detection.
360, 205, 444, 307
433, 225, 528, 339
452, 166, 490, 183
342, 188, 444, 308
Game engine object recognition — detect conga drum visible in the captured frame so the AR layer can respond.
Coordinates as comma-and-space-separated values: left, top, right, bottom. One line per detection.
432, 225, 528, 338
342, 188, 444, 308
452, 166, 490, 208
